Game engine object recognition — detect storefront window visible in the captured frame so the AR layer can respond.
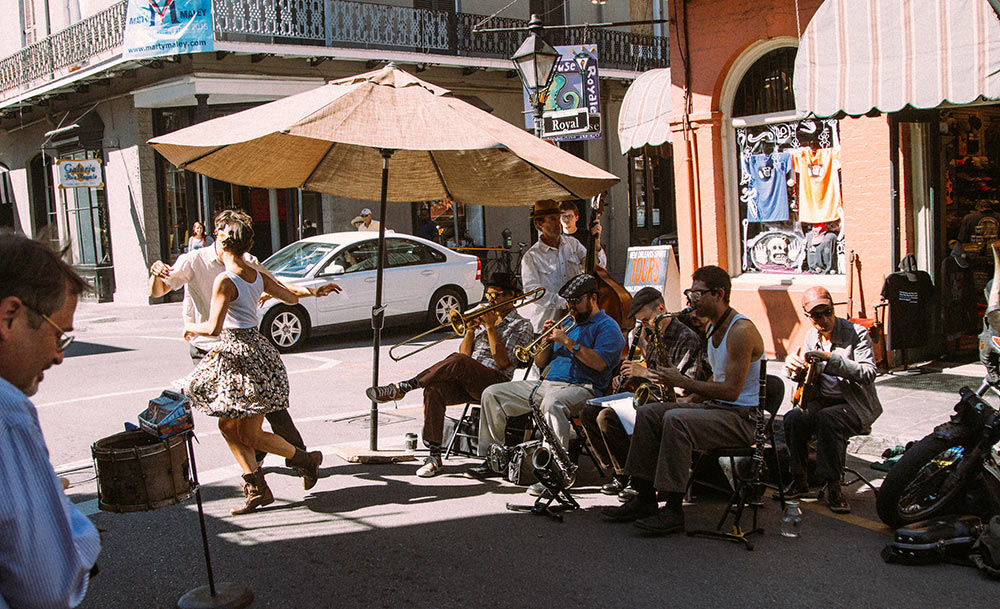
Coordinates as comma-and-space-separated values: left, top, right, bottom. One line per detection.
732, 46, 844, 275
0, 164, 14, 231
61, 150, 112, 267
629, 147, 676, 248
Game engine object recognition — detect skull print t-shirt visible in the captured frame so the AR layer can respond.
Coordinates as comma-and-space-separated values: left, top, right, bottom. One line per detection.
747, 152, 792, 222
792, 147, 843, 223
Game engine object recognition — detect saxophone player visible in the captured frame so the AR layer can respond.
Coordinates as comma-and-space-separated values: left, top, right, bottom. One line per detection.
580, 287, 705, 499
471, 274, 626, 492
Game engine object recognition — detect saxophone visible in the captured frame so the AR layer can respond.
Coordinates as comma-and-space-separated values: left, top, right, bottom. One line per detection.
527, 379, 578, 489
632, 311, 682, 408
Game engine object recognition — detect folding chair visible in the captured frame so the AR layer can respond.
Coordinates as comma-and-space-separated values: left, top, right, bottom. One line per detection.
687, 361, 785, 551
443, 364, 533, 460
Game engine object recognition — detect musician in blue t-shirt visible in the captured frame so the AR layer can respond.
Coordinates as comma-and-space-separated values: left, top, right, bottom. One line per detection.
470, 274, 626, 479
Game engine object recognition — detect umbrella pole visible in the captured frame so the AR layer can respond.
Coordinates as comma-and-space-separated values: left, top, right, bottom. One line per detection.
370, 148, 396, 451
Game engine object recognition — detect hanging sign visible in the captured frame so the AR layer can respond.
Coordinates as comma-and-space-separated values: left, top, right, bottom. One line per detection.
624, 245, 681, 311
122, 0, 214, 60
57, 159, 103, 189
523, 44, 602, 141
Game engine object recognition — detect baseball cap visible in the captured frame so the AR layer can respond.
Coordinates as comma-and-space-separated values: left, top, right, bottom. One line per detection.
627, 286, 663, 318
801, 286, 834, 312
360, 208, 372, 216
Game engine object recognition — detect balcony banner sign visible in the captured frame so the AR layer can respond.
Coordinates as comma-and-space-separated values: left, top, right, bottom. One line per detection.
123, 0, 214, 60
56, 159, 103, 189
522, 44, 602, 141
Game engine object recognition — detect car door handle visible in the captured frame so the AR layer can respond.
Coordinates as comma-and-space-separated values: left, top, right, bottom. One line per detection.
420, 270, 435, 276
365, 277, 376, 283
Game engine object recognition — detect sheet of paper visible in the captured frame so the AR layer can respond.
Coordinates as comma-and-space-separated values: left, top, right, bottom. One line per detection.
607, 396, 637, 436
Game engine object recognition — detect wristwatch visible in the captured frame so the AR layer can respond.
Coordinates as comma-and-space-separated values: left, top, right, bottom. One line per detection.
571, 342, 581, 353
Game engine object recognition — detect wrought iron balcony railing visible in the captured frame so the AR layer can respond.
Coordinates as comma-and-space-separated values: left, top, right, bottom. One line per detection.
0, 0, 668, 99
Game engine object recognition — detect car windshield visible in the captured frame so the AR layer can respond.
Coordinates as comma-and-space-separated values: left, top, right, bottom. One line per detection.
263, 241, 338, 278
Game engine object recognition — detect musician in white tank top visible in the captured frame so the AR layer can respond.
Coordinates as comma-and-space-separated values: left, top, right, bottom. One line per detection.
602, 266, 766, 535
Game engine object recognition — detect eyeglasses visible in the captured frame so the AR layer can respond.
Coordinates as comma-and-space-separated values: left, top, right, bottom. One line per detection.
805, 306, 834, 320
25, 305, 74, 351
565, 292, 593, 305
485, 290, 503, 302
683, 288, 716, 301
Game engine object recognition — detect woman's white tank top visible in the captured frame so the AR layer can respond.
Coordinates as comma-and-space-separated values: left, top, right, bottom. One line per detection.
223, 270, 263, 329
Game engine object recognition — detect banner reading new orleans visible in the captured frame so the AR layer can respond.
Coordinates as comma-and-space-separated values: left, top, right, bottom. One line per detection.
123, 0, 214, 60
522, 44, 602, 141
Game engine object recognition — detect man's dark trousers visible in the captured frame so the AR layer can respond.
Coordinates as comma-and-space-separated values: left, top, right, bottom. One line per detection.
783, 396, 864, 483
416, 352, 508, 445
190, 344, 305, 462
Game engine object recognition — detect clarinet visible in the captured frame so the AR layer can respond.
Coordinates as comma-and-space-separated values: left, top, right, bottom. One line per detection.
616, 322, 644, 391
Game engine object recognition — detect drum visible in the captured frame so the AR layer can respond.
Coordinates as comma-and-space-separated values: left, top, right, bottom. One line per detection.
92, 429, 194, 513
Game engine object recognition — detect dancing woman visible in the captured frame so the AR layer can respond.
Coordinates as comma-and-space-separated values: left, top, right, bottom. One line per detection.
174, 215, 323, 515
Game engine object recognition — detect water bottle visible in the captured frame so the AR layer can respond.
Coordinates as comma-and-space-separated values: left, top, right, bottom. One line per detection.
781, 501, 803, 537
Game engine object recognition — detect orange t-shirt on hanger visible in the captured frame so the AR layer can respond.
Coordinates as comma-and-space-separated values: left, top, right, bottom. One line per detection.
791, 147, 843, 223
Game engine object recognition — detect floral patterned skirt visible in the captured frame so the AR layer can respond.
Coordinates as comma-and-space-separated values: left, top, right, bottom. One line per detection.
173, 327, 289, 419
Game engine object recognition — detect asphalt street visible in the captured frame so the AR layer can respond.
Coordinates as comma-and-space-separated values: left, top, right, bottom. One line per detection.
37, 301, 1000, 607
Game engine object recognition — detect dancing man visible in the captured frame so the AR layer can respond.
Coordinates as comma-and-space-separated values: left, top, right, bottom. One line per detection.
365, 273, 533, 477
149, 209, 339, 488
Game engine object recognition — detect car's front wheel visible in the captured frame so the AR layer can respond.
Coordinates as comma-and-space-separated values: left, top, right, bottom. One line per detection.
261, 306, 310, 353
428, 288, 465, 326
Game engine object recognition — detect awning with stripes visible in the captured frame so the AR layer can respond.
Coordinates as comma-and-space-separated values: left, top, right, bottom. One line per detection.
617, 68, 671, 155
793, 0, 1000, 118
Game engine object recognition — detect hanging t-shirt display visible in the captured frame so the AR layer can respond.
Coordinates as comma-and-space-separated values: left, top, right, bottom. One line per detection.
792, 147, 843, 223
880, 269, 935, 350
746, 152, 792, 222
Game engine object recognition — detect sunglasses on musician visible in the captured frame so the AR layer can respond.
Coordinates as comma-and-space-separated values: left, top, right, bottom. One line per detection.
805, 306, 834, 320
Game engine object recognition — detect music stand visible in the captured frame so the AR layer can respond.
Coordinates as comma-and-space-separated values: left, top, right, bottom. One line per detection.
176, 432, 253, 609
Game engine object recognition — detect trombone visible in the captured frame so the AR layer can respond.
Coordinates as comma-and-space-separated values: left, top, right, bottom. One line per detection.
513, 313, 576, 363
388, 287, 545, 361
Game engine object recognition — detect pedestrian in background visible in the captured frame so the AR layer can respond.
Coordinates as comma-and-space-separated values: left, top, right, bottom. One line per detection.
0, 234, 100, 608
187, 221, 212, 252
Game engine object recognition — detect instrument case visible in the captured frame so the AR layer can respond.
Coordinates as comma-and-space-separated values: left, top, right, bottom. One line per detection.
882, 515, 983, 566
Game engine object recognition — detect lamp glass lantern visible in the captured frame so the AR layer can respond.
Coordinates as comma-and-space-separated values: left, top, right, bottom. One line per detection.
511, 33, 560, 100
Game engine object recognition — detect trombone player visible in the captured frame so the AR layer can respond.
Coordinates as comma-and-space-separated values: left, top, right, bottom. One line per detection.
580, 287, 705, 498
471, 274, 626, 486
366, 273, 533, 477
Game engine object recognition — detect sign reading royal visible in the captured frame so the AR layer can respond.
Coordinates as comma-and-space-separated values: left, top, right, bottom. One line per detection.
57, 159, 104, 189
522, 44, 602, 141
123, 0, 214, 60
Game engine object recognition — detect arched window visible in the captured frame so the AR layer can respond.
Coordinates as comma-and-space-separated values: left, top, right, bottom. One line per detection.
732, 47, 796, 118
729, 46, 843, 276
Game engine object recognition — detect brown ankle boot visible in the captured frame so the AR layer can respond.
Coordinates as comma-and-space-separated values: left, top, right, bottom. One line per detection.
286, 448, 323, 491
231, 469, 274, 515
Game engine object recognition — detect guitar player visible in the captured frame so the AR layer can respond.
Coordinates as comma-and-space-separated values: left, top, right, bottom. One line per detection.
783, 286, 883, 514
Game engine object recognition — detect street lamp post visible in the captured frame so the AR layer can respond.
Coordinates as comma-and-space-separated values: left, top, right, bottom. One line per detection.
511, 14, 560, 137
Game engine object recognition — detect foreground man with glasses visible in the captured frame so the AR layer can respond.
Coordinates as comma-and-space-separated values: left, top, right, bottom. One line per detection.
782, 286, 882, 514
603, 265, 764, 535
0, 234, 100, 608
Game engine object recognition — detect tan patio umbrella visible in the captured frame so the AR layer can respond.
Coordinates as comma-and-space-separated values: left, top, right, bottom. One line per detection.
149, 64, 619, 450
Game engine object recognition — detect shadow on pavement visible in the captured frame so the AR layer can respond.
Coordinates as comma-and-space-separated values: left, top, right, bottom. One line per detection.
63, 341, 133, 358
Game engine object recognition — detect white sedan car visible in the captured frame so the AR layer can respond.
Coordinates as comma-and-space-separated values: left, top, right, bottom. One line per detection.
259, 231, 482, 352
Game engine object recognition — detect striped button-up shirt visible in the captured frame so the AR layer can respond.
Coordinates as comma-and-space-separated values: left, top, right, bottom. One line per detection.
0, 377, 100, 609
469, 309, 534, 380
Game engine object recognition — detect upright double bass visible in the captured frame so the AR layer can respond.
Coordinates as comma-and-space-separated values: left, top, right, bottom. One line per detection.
587, 192, 633, 331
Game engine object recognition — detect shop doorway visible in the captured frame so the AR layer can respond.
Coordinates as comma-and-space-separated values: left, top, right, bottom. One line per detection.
628, 146, 677, 249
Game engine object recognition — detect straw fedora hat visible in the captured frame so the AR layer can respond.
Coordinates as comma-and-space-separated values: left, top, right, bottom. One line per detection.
530, 199, 561, 219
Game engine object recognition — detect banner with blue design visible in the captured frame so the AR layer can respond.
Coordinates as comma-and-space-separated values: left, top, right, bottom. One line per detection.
123, 0, 214, 60
522, 44, 602, 141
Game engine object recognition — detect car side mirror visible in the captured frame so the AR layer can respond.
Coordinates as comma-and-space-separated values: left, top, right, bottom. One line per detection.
322, 264, 346, 276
